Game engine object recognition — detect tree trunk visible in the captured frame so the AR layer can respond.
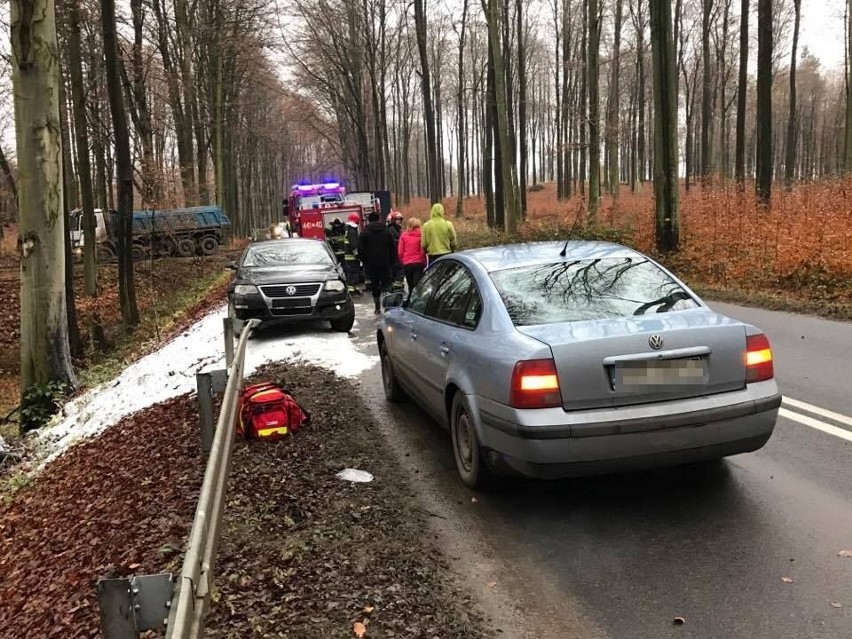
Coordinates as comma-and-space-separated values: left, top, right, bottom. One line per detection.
486, 0, 520, 233
456, 0, 469, 217
102, 0, 139, 326
518, 0, 528, 216
0, 143, 17, 203
66, 0, 97, 295
735, 0, 749, 186
755, 0, 773, 206
649, 0, 680, 251
784, 0, 801, 186
414, 0, 441, 204
588, 0, 601, 222
846, 0, 852, 172
11, 0, 78, 415
607, 0, 624, 199
701, 0, 714, 181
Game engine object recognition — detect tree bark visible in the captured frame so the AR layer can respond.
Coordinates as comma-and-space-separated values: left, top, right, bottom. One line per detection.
486, 0, 520, 233
414, 0, 441, 204
784, 0, 801, 186
649, 0, 680, 251
518, 0, 528, 216
102, 0, 139, 325
588, 0, 601, 222
701, 0, 715, 180
846, 0, 852, 173
11, 0, 78, 413
455, 0, 469, 217
607, 0, 624, 199
755, 0, 773, 206
735, 0, 749, 186
66, 0, 98, 295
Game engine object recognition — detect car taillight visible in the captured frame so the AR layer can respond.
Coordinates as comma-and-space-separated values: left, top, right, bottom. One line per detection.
510, 359, 562, 409
746, 333, 774, 382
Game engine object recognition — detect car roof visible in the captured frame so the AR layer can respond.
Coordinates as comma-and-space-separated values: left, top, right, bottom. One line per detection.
250, 238, 324, 247
459, 240, 644, 272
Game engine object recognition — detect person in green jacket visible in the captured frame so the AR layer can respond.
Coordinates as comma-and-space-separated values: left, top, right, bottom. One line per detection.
421, 203, 457, 267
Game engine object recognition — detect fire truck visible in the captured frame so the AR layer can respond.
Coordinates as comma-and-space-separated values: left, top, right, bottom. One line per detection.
283, 182, 389, 240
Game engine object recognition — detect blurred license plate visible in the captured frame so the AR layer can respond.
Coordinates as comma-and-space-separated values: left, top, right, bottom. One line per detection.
615, 357, 706, 389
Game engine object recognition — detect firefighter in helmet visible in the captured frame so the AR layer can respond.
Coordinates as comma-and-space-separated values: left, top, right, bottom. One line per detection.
343, 213, 362, 294
325, 218, 346, 263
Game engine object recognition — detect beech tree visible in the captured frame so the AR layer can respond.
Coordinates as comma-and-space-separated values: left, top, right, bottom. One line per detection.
11, 0, 78, 420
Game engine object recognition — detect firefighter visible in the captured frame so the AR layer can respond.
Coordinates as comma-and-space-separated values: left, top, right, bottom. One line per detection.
343, 213, 362, 295
326, 218, 346, 263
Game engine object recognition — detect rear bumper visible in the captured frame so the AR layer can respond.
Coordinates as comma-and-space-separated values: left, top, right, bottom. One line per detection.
476, 382, 781, 479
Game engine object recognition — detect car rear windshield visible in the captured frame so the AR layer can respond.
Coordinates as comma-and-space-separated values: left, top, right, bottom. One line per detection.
490, 257, 699, 326
243, 242, 333, 267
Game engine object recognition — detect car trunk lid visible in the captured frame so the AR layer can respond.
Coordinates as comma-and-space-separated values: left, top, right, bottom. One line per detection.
516, 309, 748, 410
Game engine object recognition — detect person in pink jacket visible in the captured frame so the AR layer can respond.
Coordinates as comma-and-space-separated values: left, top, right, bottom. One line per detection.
397, 217, 427, 294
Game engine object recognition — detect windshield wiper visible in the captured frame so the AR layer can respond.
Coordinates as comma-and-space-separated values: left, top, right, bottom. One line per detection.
633, 291, 692, 316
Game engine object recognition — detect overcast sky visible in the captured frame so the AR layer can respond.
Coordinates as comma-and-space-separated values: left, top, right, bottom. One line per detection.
799, 0, 846, 70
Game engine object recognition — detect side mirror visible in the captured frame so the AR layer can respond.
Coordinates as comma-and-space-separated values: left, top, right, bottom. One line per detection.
381, 292, 405, 310
226, 261, 238, 271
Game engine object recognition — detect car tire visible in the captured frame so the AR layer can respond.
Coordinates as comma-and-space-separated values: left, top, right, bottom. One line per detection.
451, 393, 497, 490
330, 308, 355, 333
200, 236, 219, 256
380, 342, 407, 402
228, 300, 245, 339
176, 238, 196, 258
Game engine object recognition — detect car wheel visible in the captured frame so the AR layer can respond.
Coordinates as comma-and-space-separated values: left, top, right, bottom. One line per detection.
380, 342, 407, 402
131, 243, 147, 261
96, 244, 116, 262
451, 393, 497, 490
228, 300, 245, 338
329, 309, 355, 332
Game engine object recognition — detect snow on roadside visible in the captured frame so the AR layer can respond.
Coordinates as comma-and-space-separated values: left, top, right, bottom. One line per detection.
34, 304, 378, 465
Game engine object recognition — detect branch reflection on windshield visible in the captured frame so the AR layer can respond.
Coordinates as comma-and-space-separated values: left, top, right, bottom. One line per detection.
243, 244, 333, 267
490, 258, 699, 326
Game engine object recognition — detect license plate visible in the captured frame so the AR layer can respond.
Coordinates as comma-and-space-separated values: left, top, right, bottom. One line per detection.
271, 298, 311, 309
615, 357, 707, 390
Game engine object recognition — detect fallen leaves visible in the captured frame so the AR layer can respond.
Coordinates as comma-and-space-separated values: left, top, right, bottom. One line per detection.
838, 550, 852, 558
0, 394, 205, 639
831, 602, 844, 609
781, 577, 795, 584
353, 621, 368, 637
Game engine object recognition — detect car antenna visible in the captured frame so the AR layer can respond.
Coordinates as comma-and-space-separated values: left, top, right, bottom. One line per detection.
560, 202, 585, 257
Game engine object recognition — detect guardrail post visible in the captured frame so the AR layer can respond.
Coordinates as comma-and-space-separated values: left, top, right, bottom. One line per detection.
197, 372, 215, 456
223, 318, 234, 368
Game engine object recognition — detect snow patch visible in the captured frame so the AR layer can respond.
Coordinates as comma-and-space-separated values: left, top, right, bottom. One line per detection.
34, 304, 377, 464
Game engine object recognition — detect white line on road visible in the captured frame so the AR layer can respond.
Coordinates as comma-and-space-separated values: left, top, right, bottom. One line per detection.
782, 397, 852, 428
779, 407, 852, 444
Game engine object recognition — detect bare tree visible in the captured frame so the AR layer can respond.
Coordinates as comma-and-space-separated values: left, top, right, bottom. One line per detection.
755, 0, 773, 205
784, 0, 801, 186
735, 0, 748, 186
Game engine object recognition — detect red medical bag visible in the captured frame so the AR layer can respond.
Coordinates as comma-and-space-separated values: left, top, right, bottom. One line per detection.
237, 382, 310, 440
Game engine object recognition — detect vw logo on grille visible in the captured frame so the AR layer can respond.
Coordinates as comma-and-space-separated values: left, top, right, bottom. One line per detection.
285, 286, 297, 296
648, 334, 664, 350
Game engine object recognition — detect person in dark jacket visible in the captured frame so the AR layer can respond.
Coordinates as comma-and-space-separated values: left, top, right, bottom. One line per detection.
386, 211, 405, 290
358, 211, 398, 313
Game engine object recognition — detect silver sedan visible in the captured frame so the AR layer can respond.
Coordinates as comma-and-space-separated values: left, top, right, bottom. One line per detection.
376, 241, 781, 489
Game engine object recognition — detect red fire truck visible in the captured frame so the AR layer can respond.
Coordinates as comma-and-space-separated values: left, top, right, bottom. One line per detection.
284, 182, 383, 240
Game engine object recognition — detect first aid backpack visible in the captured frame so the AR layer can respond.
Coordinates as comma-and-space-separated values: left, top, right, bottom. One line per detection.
237, 382, 310, 440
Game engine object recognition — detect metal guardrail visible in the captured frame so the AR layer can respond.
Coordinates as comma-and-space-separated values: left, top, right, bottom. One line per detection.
98, 317, 259, 638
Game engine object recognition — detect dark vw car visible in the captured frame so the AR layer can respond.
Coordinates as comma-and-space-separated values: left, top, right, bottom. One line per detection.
227, 238, 355, 333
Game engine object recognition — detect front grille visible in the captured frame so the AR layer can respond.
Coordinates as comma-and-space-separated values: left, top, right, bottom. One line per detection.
261, 283, 321, 298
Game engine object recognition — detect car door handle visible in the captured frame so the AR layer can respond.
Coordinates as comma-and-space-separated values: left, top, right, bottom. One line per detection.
439, 345, 450, 356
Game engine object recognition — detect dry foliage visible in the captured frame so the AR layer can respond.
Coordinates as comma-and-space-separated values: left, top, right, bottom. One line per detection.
406, 180, 852, 307
0, 394, 205, 638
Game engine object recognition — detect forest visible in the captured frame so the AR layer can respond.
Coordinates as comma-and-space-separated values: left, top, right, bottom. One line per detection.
2, 0, 851, 414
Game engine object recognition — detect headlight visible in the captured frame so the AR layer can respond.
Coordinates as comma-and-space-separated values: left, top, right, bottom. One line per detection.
234, 284, 258, 296
324, 279, 346, 292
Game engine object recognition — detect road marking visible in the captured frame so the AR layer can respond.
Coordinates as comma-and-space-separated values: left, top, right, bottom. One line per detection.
782, 397, 852, 429
779, 408, 852, 444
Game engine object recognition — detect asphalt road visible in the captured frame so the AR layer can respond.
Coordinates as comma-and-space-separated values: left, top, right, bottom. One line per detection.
350, 300, 852, 639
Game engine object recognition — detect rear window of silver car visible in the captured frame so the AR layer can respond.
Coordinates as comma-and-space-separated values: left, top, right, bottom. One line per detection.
490, 257, 700, 326
243, 243, 333, 267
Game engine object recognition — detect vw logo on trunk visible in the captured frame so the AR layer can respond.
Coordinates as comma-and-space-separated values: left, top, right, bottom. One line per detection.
285, 285, 297, 296
648, 334, 664, 350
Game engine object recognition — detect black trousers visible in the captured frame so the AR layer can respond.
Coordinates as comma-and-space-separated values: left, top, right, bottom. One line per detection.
403, 263, 425, 292
365, 265, 392, 305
